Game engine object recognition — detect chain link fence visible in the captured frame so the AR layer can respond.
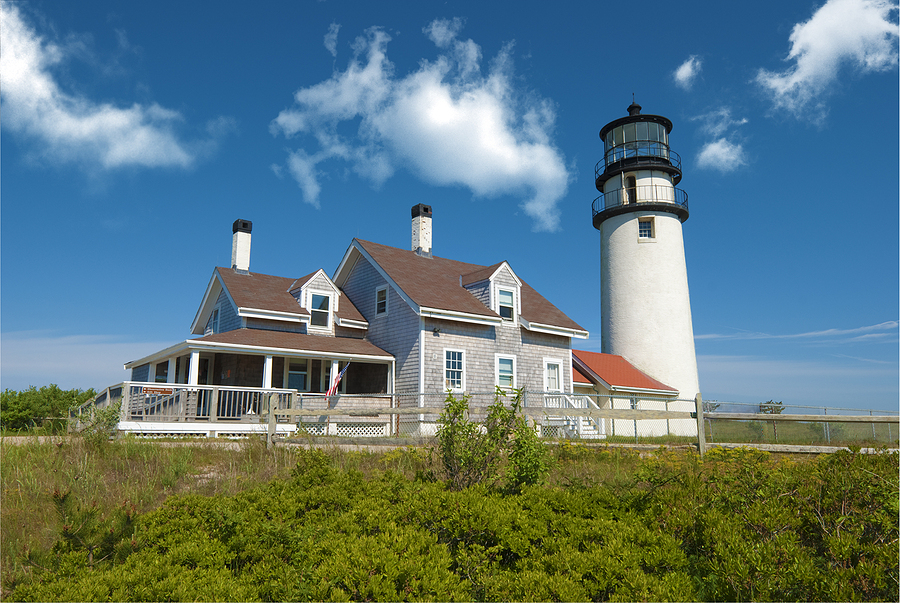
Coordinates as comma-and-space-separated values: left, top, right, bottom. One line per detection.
702, 401, 899, 448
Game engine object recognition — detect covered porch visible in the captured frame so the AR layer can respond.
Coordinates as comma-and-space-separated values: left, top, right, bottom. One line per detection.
94, 329, 396, 436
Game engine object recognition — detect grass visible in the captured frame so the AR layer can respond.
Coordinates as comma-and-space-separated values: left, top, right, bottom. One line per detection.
2, 425, 896, 597
0, 434, 299, 589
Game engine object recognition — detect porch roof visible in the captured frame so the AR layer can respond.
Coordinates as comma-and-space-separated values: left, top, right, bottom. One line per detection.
572, 349, 677, 395
125, 328, 393, 368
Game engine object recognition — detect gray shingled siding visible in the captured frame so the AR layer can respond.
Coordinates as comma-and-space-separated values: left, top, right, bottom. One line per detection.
243, 317, 306, 333
422, 318, 571, 393
341, 256, 420, 395
341, 252, 573, 409
212, 290, 241, 333
334, 326, 365, 339
464, 279, 491, 307
131, 363, 150, 382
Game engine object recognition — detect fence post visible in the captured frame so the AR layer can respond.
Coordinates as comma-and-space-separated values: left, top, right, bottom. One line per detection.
871, 410, 876, 440
266, 393, 276, 450
695, 393, 706, 457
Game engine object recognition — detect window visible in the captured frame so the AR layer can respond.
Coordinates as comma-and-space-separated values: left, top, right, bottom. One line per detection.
155, 361, 169, 383
545, 360, 561, 393
310, 294, 330, 328
444, 349, 465, 391
207, 308, 219, 335
375, 286, 388, 315
496, 355, 516, 389
498, 289, 514, 320
638, 217, 654, 239
288, 360, 308, 391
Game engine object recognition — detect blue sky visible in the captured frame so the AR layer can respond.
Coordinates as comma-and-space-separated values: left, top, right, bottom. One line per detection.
2, 0, 898, 411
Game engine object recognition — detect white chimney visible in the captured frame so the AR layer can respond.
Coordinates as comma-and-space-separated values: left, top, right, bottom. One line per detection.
231, 219, 252, 272
411, 204, 432, 257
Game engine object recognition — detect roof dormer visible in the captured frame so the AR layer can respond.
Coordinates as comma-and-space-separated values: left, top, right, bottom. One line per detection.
461, 261, 522, 324
289, 269, 342, 333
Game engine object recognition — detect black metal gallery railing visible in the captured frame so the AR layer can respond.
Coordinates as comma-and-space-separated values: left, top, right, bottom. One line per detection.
592, 185, 688, 218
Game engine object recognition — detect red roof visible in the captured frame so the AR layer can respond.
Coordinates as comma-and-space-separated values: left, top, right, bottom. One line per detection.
572, 349, 676, 393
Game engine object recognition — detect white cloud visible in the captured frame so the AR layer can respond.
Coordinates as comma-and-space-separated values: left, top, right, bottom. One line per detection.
696, 138, 747, 172
324, 22, 341, 57
755, 0, 899, 116
695, 320, 899, 341
674, 55, 702, 89
271, 20, 571, 232
0, 3, 222, 171
692, 107, 748, 138
691, 107, 749, 172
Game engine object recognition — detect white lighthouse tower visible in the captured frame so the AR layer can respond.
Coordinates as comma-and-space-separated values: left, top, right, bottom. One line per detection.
593, 102, 700, 400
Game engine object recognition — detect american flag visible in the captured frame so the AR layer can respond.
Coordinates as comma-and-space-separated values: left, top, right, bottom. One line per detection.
326, 363, 350, 396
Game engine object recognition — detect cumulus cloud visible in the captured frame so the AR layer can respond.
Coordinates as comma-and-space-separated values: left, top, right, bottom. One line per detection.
755, 0, 899, 116
271, 19, 571, 231
696, 139, 747, 172
691, 107, 749, 172
324, 22, 340, 57
673, 55, 702, 89
0, 3, 223, 171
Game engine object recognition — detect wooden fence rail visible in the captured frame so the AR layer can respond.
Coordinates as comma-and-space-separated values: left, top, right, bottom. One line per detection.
260, 395, 899, 451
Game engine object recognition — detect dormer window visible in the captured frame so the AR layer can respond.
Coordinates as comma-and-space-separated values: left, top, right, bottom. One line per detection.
310, 294, 330, 328
498, 289, 515, 320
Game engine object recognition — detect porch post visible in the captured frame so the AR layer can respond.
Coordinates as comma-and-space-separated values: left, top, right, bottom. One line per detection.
263, 355, 274, 389
329, 360, 340, 392
188, 350, 200, 386
167, 357, 177, 384
148, 363, 157, 383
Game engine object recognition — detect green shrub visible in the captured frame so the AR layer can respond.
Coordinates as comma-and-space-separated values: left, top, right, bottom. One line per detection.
1, 385, 95, 433
7, 444, 897, 602
436, 389, 516, 490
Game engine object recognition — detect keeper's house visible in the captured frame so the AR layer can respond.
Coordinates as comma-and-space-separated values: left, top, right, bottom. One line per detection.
95, 205, 636, 437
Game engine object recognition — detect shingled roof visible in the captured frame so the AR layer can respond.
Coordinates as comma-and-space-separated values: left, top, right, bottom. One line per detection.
352, 239, 586, 334
193, 328, 392, 358
215, 267, 366, 323
572, 349, 677, 393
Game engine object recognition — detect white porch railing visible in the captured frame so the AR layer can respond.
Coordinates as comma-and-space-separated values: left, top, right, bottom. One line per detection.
76, 383, 395, 437
540, 394, 606, 439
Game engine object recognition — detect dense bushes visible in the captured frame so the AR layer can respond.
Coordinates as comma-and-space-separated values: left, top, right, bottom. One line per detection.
7, 445, 897, 601
1, 385, 95, 432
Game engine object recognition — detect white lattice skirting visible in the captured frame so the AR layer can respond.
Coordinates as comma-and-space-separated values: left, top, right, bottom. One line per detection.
298, 422, 390, 437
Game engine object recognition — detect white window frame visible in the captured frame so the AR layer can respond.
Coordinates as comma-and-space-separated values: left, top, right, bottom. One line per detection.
638, 217, 655, 241
207, 308, 219, 335
444, 348, 466, 392
308, 292, 333, 330
497, 288, 516, 321
495, 354, 517, 390
543, 357, 564, 393
375, 285, 388, 316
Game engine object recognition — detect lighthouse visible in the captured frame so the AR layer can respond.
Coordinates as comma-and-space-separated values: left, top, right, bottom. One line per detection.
592, 102, 700, 401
